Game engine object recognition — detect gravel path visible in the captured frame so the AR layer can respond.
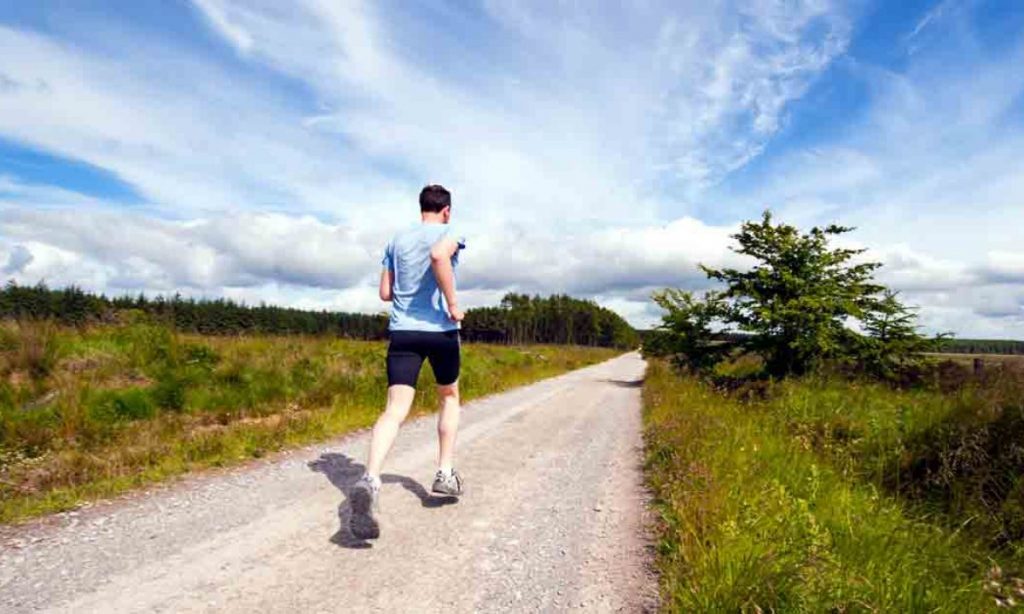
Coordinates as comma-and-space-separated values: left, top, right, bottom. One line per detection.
0, 353, 656, 613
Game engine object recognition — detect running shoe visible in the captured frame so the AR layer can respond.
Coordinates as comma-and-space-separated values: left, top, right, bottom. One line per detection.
349, 475, 380, 539
431, 469, 464, 496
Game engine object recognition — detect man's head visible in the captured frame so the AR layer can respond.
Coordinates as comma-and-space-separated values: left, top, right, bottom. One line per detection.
420, 184, 452, 223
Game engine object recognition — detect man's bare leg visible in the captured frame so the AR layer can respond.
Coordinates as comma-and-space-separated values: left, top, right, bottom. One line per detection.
365, 384, 417, 479
435, 382, 460, 472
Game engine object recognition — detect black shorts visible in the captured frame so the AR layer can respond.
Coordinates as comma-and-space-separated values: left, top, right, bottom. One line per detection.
386, 330, 461, 387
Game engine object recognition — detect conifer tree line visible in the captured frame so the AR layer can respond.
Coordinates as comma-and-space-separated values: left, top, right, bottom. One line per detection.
0, 282, 639, 348
461, 293, 640, 348
936, 338, 1024, 355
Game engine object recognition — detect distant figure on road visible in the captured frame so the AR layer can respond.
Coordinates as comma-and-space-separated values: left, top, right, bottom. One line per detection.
349, 184, 467, 540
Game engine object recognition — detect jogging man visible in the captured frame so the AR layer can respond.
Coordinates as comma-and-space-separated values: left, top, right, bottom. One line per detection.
349, 184, 466, 540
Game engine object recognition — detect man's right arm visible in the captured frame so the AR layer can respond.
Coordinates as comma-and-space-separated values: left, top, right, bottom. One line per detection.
379, 268, 394, 302
430, 237, 463, 322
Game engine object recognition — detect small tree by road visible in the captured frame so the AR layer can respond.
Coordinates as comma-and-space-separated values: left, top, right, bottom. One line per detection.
647, 211, 939, 379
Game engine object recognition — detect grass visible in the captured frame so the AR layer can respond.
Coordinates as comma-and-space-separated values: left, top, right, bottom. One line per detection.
765, 366, 1024, 560
0, 320, 617, 523
643, 359, 1020, 612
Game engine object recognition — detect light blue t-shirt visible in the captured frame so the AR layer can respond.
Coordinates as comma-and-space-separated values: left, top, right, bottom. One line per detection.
382, 223, 466, 332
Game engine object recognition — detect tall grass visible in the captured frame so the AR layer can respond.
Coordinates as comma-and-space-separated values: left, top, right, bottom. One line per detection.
0, 321, 616, 522
644, 359, 1005, 612
765, 366, 1024, 560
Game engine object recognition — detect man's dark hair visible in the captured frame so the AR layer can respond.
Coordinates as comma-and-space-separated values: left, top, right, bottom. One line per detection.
419, 184, 451, 213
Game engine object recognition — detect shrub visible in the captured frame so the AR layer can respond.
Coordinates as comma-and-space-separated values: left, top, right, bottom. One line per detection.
4, 320, 62, 381
151, 374, 187, 412
111, 388, 156, 420
182, 343, 220, 370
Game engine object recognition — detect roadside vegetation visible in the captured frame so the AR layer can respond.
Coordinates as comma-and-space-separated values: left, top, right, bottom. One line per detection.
0, 319, 616, 523
644, 212, 1024, 611
644, 361, 1021, 612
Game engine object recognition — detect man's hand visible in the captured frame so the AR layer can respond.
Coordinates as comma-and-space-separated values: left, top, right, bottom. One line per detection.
448, 304, 465, 323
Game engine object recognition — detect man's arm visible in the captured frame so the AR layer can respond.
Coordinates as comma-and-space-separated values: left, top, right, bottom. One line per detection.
379, 268, 394, 302
430, 237, 463, 322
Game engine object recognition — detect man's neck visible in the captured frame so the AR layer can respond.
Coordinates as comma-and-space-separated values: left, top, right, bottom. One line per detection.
421, 213, 446, 224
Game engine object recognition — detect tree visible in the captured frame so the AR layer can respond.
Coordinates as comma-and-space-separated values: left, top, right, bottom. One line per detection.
653, 211, 934, 379
646, 289, 732, 373
699, 211, 885, 377
859, 290, 943, 379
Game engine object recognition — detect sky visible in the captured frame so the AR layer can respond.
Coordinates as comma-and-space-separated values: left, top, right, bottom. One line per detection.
0, 0, 1022, 337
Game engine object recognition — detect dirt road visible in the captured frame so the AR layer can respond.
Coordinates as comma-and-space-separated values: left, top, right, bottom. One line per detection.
0, 353, 655, 613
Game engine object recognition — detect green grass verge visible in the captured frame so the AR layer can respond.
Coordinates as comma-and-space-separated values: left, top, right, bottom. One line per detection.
643, 359, 1008, 612
0, 322, 617, 523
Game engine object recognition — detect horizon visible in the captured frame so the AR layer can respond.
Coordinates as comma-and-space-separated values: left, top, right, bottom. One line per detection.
1, 1, 1022, 337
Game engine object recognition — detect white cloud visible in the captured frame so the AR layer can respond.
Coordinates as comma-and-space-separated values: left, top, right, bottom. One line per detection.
0, 24, 399, 219
981, 252, 1024, 284
705, 23, 1024, 337
191, 0, 254, 53
1, 206, 373, 292
185, 0, 853, 223
0, 201, 738, 306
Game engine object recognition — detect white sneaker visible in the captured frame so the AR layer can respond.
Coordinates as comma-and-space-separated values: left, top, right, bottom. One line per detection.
431, 469, 464, 496
349, 475, 380, 539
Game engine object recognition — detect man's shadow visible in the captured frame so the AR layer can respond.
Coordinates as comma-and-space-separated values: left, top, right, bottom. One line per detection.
308, 452, 458, 549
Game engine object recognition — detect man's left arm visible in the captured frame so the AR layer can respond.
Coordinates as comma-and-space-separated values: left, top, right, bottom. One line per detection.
380, 242, 395, 302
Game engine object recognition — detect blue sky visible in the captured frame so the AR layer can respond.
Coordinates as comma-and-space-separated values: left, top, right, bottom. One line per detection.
0, 0, 1022, 337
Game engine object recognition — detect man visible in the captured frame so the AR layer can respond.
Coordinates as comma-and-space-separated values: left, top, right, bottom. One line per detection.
349, 184, 466, 540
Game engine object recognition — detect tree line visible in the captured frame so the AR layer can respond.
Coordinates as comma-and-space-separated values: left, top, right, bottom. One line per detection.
936, 338, 1024, 355
462, 293, 639, 348
0, 282, 638, 349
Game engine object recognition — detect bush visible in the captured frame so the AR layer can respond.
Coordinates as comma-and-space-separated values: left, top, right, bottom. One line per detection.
182, 343, 220, 370
114, 323, 176, 370
111, 388, 156, 420
2, 320, 62, 381
151, 374, 187, 412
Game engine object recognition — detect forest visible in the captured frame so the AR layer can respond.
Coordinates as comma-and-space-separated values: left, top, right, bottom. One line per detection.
0, 282, 639, 349
461, 293, 639, 348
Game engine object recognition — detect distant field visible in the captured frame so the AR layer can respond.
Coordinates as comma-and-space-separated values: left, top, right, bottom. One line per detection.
0, 321, 617, 523
924, 352, 1024, 366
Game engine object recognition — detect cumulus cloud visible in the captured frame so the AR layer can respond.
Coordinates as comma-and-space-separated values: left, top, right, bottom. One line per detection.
1, 244, 32, 274
980, 252, 1024, 284
0, 202, 742, 311
1, 207, 373, 291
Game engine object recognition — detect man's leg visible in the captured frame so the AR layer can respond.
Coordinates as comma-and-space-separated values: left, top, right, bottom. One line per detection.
435, 382, 460, 472
365, 384, 416, 479
350, 336, 421, 540
429, 330, 463, 495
